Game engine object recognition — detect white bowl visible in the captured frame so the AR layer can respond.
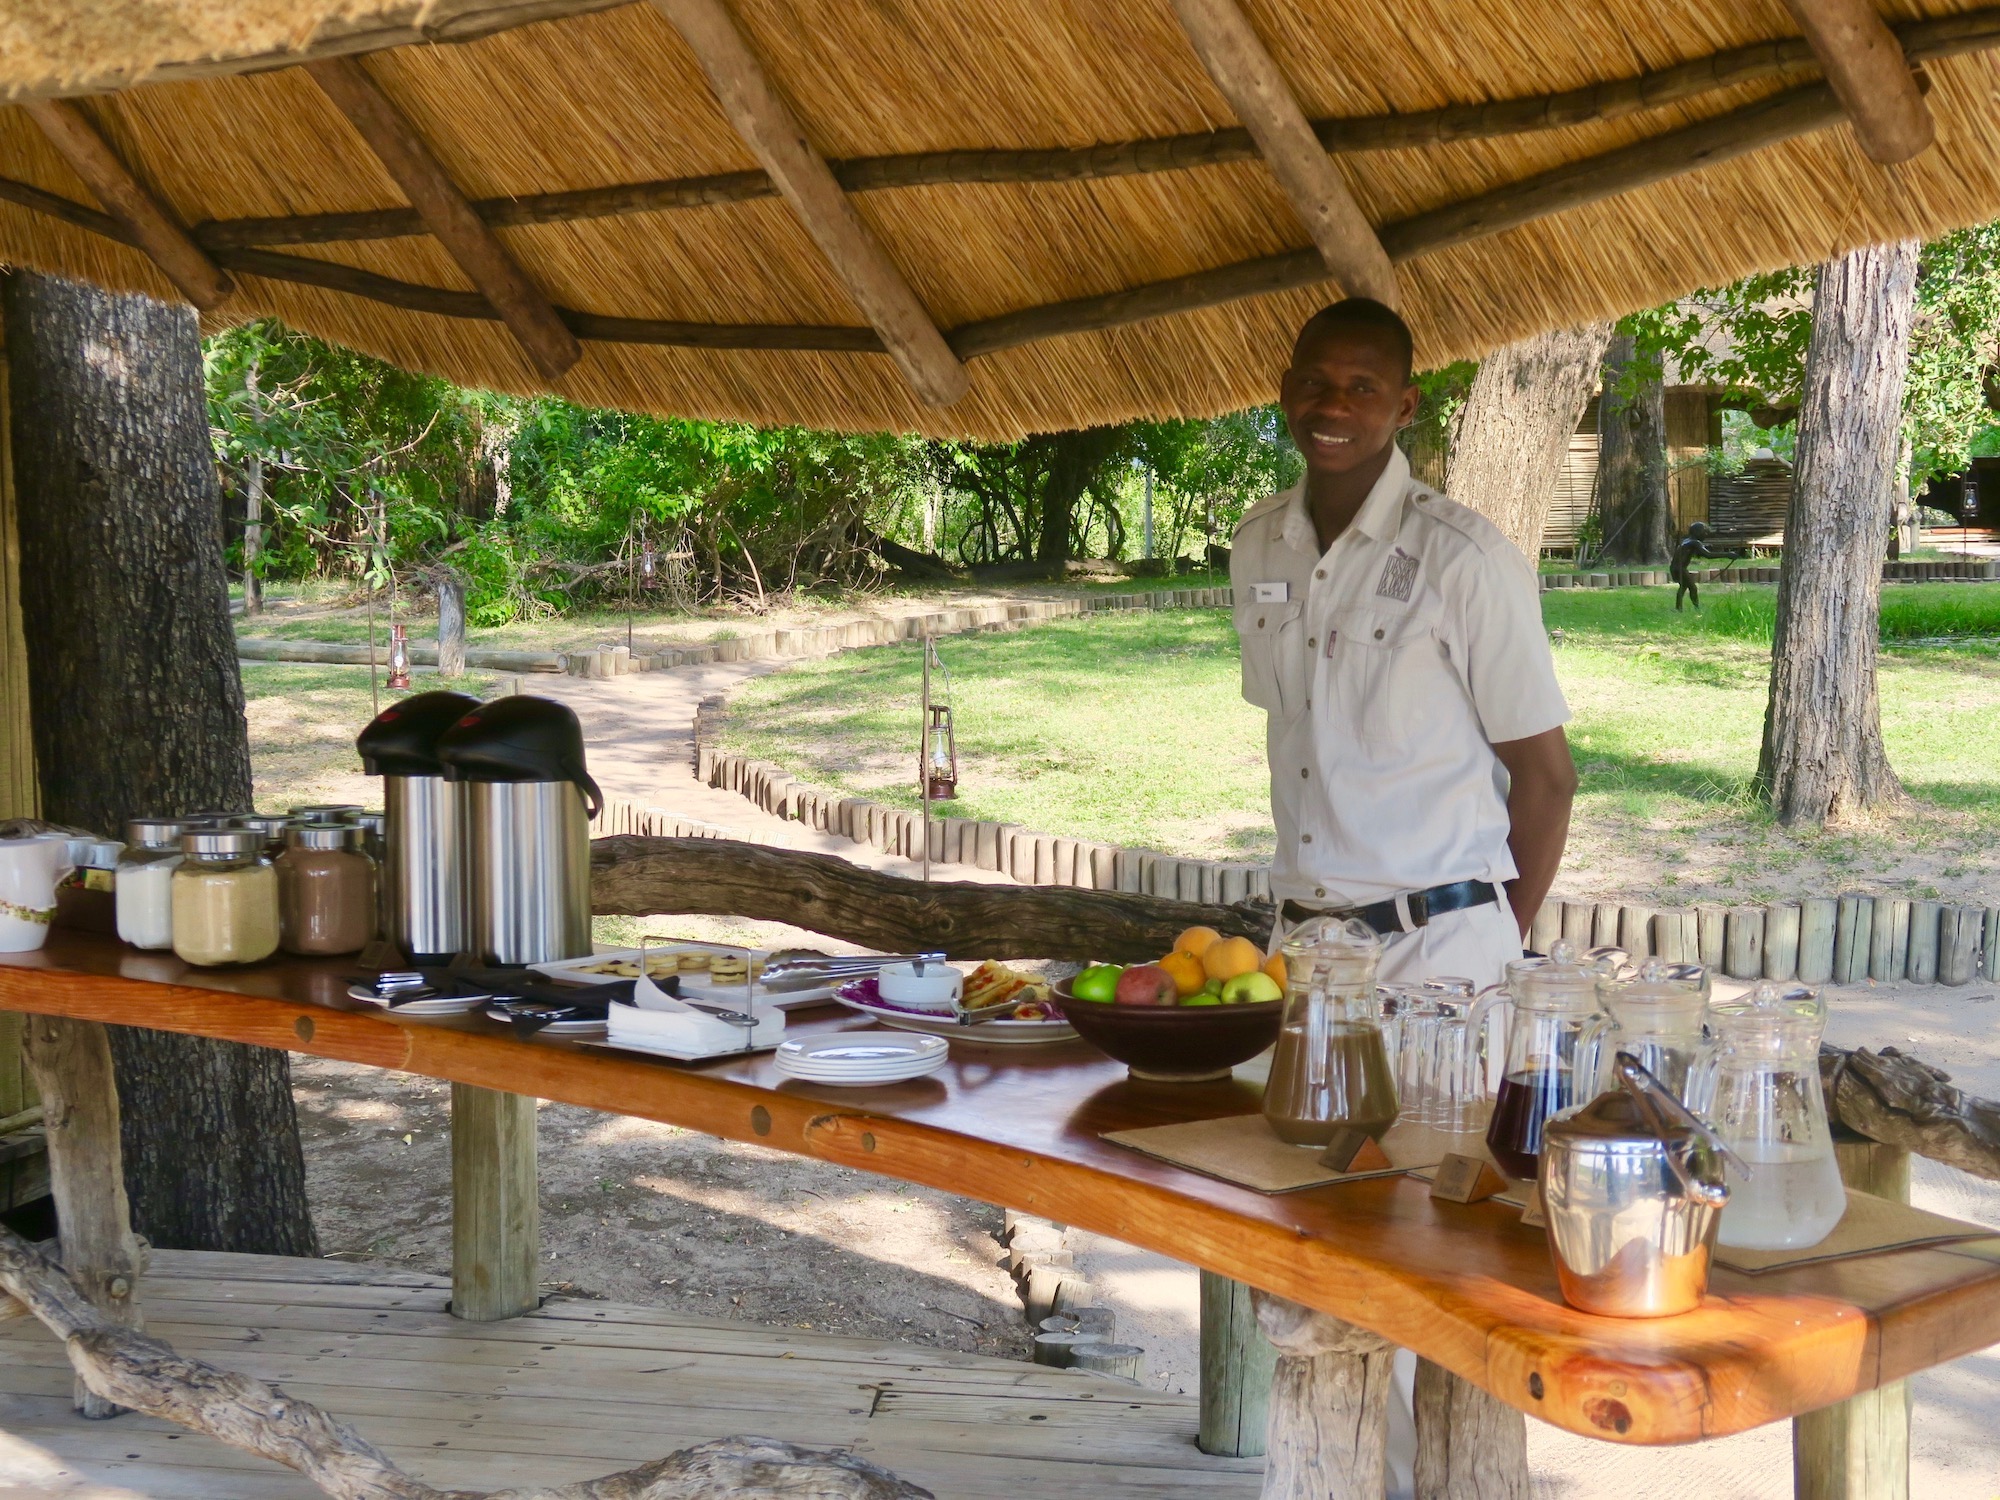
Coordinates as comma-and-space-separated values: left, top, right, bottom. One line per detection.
875, 962, 962, 1011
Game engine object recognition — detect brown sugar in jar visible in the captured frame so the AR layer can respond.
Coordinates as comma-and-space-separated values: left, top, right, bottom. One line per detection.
276, 824, 377, 956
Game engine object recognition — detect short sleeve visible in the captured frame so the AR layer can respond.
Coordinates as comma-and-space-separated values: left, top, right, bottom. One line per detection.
1455, 542, 1569, 744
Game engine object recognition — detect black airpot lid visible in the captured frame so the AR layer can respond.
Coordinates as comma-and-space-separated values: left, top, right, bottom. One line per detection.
434, 695, 602, 816
355, 691, 482, 777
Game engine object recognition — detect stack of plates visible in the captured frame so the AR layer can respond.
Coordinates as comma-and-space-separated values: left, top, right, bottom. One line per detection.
773, 1032, 948, 1086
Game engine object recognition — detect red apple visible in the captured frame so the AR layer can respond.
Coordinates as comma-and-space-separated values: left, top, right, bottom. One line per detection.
1114, 964, 1178, 1006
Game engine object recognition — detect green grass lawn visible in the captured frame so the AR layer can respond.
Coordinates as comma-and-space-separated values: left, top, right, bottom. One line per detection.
721, 584, 2000, 905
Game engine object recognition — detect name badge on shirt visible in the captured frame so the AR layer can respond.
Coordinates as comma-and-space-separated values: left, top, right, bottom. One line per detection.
1250, 581, 1290, 603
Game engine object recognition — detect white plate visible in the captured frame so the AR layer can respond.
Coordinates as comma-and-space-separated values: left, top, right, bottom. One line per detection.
588, 1034, 782, 1063
534, 944, 838, 1010
347, 984, 487, 1016
484, 1003, 608, 1038
832, 981, 1075, 1045
774, 1031, 948, 1085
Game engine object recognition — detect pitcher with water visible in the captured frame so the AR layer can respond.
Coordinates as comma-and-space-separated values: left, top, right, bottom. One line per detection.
1265, 917, 1398, 1146
1576, 959, 1710, 1103
1473, 941, 1614, 1180
1687, 981, 1845, 1250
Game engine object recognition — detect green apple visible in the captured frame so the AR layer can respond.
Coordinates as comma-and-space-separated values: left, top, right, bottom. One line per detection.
1071, 964, 1124, 1003
1181, 992, 1222, 1006
1220, 971, 1283, 1005
1203, 977, 1224, 996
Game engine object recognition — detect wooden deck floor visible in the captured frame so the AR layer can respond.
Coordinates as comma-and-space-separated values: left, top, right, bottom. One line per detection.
0, 1250, 1262, 1499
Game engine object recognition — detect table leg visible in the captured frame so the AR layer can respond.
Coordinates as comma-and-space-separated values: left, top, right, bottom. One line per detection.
1792, 1138, 1912, 1500
450, 1082, 539, 1321
1414, 1357, 1530, 1498
20, 1015, 142, 1417
1200, 1270, 1278, 1457
1252, 1290, 1395, 1500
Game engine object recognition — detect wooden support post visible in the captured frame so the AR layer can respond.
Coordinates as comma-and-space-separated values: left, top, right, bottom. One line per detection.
1782, 0, 1934, 164
1697, 904, 1727, 969
1592, 901, 1621, 951
22, 99, 234, 312
1794, 1134, 1912, 1498
305, 58, 582, 381
1528, 899, 1561, 956
450, 1083, 540, 1321
1904, 901, 1940, 985
1618, 904, 1653, 962
1414, 1358, 1530, 1499
1251, 1291, 1396, 1500
1984, 908, 2000, 982
1559, 900, 1593, 951
1799, 897, 1838, 985
1835, 895, 1874, 985
1166, 0, 1398, 305
20, 1015, 143, 1416
1940, 906, 1981, 987
1199, 1270, 1278, 1457
1764, 902, 1802, 981
1870, 899, 1910, 982
1725, 906, 1765, 979
653, 0, 968, 407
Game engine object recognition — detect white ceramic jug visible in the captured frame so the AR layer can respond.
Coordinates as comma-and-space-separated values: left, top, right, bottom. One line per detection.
0, 833, 76, 952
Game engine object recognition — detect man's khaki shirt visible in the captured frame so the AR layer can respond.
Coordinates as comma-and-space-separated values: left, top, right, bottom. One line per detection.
1229, 445, 1569, 906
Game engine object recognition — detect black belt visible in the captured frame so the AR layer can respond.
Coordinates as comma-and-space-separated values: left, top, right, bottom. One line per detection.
1279, 879, 1501, 937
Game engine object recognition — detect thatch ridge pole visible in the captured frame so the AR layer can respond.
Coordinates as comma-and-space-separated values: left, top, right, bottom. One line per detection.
652, 0, 970, 408
1167, 0, 1398, 305
1783, 0, 1935, 164
19, 100, 233, 313
304, 56, 583, 381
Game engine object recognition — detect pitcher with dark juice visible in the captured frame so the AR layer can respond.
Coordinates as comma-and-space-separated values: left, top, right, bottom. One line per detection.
1265, 916, 1398, 1146
1471, 942, 1614, 1181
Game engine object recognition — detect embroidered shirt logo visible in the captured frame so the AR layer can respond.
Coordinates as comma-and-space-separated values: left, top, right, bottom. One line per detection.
1376, 547, 1419, 603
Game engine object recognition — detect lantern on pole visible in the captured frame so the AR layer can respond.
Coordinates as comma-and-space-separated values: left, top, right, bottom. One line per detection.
924, 702, 958, 801
386, 622, 412, 690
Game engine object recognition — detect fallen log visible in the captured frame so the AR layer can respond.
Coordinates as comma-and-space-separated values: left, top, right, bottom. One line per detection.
0, 1224, 929, 1500
590, 835, 1273, 962
1822, 1044, 2000, 1182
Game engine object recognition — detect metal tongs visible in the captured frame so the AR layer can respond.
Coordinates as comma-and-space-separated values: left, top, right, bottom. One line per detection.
757, 951, 948, 989
1612, 1052, 1747, 1203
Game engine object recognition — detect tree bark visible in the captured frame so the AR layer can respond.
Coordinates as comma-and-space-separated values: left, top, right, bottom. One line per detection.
436, 571, 466, 679
2, 269, 317, 1257
1595, 334, 1672, 564
1757, 242, 1917, 825
1445, 324, 1614, 558
241, 356, 263, 616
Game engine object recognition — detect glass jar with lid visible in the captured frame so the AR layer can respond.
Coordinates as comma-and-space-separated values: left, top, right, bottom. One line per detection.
171, 829, 280, 966
276, 824, 378, 956
290, 804, 363, 824
115, 818, 184, 950
230, 813, 294, 858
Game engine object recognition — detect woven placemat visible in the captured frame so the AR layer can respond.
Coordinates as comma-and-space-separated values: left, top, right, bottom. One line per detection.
1102, 1114, 1452, 1194
1715, 1190, 1997, 1274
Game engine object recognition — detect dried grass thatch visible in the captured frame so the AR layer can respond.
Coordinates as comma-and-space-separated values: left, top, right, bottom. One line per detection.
4, 0, 2000, 437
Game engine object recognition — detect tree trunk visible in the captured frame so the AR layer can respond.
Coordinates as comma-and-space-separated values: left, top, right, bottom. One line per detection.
1757, 242, 1917, 825
1, 270, 317, 1257
241, 357, 263, 616
435, 571, 466, 679
1595, 334, 1672, 564
1445, 324, 1614, 559
1036, 427, 1119, 567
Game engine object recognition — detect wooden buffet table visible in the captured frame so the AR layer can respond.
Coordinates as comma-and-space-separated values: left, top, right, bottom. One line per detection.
3, 932, 1998, 1475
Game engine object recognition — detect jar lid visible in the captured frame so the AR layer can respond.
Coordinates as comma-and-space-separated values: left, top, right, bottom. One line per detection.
351, 811, 386, 834
230, 814, 293, 840
181, 829, 264, 856
124, 818, 184, 848
289, 804, 363, 822
286, 824, 352, 851
1708, 979, 1823, 1032
185, 809, 252, 827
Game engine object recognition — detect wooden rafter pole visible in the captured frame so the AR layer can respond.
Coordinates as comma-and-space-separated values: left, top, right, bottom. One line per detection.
20, 98, 234, 313
1168, 0, 1398, 307
651, 0, 970, 408
303, 56, 582, 380
1783, 0, 1934, 163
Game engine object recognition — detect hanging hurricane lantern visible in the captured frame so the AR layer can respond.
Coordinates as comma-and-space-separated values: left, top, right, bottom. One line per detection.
386, 622, 412, 690
924, 702, 958, 801
640, 546, 658, 586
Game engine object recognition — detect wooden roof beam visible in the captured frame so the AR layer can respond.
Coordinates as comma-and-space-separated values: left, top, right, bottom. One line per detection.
1783, 0, 1934, 163
304, 57, 582, 380
20, 99, 234, 313
651, 0, 969, 409
1168, 0, 1398, 307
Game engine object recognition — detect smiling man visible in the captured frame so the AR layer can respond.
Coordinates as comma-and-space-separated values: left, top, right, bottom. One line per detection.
1231, 297, 1577, 986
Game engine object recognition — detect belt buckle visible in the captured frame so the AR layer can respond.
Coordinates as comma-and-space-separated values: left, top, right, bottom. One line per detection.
1397, 891, 1429, 931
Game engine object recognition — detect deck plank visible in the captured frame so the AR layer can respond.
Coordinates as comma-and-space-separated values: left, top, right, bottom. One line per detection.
0, 1253, 1259, 1500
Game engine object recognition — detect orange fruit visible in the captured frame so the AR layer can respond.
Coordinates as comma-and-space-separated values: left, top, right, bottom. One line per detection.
1263, 952, 1288, 990
1203, 935, 1262, 982
1158, 949, 1208, 997
1174, 925, 1222, 959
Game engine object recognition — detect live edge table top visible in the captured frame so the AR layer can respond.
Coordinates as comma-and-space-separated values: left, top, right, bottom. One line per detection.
5, 933, 1999, 1448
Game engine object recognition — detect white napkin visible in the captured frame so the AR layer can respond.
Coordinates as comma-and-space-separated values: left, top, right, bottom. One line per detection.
608, 972, 784, 1056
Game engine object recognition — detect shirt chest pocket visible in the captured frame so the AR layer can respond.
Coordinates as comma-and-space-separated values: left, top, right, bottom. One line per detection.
1324, 606, 1447, 750
1236, 601, 1307, 718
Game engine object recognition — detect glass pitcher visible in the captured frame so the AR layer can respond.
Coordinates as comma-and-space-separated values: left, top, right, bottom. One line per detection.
1576, 959, 1710, 1103
1391, 977, 1492, 1134
1687, 981, 1846, 1250
1473, 941, 1615, 1180
1265, 917, 1397, 1146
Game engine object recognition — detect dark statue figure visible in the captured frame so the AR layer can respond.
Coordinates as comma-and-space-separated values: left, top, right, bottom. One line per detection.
1669, 521, 1745, 611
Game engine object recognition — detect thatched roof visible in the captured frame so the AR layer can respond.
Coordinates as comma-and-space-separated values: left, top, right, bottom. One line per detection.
4, 1, 2000, 439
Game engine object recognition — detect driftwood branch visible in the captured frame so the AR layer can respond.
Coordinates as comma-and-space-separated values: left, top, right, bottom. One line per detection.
1822, 1045, 2000, 1182
0, 1224, 930, 1500
590, 834, 1272, 962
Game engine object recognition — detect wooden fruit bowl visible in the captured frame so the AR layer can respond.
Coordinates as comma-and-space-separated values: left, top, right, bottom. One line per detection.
1049, 979, 1283, 1082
